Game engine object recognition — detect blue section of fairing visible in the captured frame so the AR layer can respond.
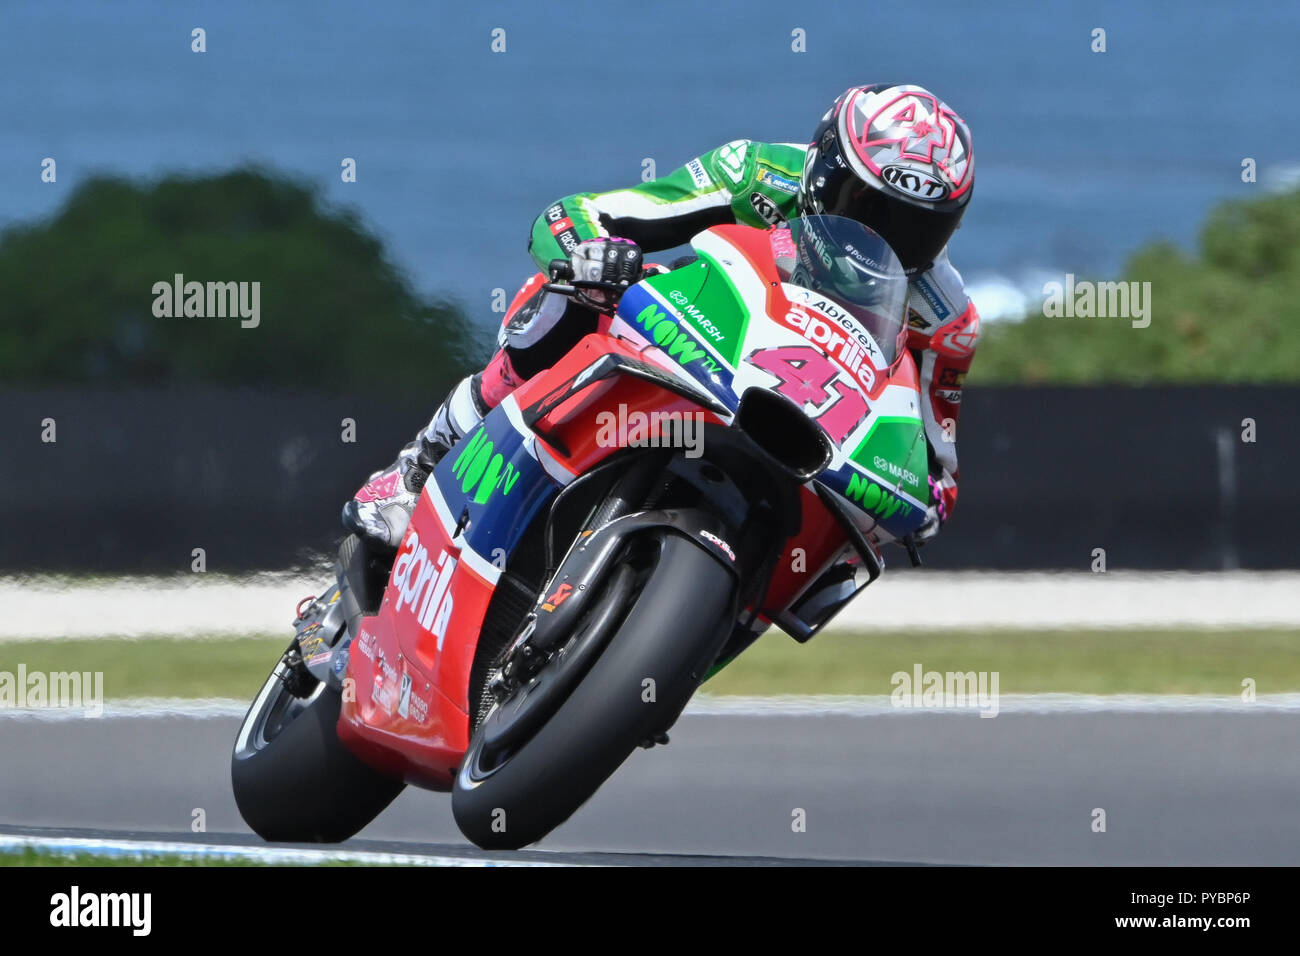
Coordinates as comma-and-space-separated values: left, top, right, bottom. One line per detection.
817, 461, 927, 540
616, 283, 739, 413
430, 405, 560, 562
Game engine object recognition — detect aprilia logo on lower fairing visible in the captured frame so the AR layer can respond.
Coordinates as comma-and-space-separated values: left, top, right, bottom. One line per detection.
392, 532, 457, 648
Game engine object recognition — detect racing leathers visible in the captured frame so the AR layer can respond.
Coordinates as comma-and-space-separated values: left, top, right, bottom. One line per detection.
343, 139, 979, 551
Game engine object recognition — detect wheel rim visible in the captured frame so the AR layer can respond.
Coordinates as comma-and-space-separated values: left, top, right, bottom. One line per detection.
462, 560, 643, 785
233, 657, 324, 759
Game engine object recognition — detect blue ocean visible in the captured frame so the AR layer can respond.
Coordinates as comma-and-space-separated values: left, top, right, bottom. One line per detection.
3, 0, 1298, 324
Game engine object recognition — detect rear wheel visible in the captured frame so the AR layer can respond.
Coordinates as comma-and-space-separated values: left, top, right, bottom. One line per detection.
231, 646, 404, 842
452, 532, 735, 849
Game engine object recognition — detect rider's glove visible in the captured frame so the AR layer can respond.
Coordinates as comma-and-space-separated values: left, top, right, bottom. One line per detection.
915, 473, 949, 544
569, 237, 643, 311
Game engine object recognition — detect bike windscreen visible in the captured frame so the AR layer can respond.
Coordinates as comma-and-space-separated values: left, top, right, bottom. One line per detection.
774, 215, 910, 365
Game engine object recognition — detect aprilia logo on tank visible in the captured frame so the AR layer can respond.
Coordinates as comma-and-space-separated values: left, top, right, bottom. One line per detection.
50, 886, 151, 936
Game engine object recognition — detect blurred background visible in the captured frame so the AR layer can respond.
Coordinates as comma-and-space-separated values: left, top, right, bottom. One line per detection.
2, 0, 1298, 573
3, 0, 1300, 867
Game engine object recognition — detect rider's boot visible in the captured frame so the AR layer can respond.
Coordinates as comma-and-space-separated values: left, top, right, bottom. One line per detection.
341, 375, 485, 550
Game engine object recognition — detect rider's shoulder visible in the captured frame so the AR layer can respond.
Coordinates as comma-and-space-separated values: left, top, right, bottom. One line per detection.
702, 139, 759, 188
907, 246, 972, 322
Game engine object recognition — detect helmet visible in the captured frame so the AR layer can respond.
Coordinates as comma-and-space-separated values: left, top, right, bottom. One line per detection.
799, 84, 974, 275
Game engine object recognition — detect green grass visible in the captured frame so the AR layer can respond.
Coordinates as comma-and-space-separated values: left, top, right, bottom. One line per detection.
0, 848, 273, 867
0, 636, 285, 700
2, 628, 1297, 699
705, 627, 1300, 696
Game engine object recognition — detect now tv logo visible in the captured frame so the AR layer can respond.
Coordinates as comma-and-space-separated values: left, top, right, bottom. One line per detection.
392, 531, 457, 649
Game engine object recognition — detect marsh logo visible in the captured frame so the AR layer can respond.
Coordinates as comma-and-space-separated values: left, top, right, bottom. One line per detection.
50, 886, 151, 936
392, 532, 457, 648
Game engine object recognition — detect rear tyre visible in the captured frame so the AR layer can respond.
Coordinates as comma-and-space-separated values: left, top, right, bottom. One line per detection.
452, 533, 735, 849
231, 651, 404, 842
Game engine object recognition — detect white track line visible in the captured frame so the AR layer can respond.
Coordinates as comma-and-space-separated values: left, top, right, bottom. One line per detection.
3, 570, 1298, 641
0, 834, 568, 867
2, 693, 1297, 722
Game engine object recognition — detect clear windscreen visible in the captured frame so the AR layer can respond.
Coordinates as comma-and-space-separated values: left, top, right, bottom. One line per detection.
772, 215, 910, 364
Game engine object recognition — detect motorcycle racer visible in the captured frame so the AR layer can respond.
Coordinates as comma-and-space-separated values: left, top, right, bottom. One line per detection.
343, 83, 978, 554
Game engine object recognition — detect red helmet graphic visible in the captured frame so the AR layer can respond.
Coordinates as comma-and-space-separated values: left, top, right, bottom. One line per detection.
800, 83, 975, 274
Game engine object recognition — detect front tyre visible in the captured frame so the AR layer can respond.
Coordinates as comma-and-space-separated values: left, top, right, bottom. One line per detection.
231, 650, 404, 842
452, 532, 736, 849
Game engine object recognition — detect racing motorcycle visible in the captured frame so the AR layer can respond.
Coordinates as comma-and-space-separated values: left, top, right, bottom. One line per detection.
231, 214, 932, 850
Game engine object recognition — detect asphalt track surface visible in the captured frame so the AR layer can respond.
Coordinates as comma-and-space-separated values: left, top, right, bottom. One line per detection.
3, 709, 1297, 865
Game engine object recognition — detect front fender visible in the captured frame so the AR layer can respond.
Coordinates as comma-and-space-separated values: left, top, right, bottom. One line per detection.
524, 507, 740, 657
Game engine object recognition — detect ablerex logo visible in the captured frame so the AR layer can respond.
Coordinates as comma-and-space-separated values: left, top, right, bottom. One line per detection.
392, 531, 457, 649
782, 293, 880, 392
632, 303, 722, 375
452, 426, 521, 504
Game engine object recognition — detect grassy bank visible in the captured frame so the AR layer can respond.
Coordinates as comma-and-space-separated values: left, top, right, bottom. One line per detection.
2, 627, 1296, 699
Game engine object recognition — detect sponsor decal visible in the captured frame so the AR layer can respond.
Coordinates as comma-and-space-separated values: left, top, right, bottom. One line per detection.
938, 368, 966, 388
686, 158, 712, 189
371, 654, 400, 714
549, 216, 575, 235
556, 229, 579, 254
749, 192, 785, 226
297, 622, 326, 656
716, 140, 748, 185
398, 673, 430, 722
845, 471, 914, 520
907, 308, 933, 331
759, 169, 800, 194
544, 203, 565, 223
936, 388, 962, 404
871, 454, 922, 494
782, 300, 879, 391
452, 428, 522, 505
357, 629, 376, 661
631, 303, 722, 375
391, 532, 458, 649
667, 289, 725, 342
541, 581, 574, 612
397, 672, 412, 718
881, 164, 949, 201
911, 275, 952, 321
354, 469, 401, 503
770, 227, 797, 261
306, 650, 334, 666
332, 639, 351, 675
700, 530, 735, 562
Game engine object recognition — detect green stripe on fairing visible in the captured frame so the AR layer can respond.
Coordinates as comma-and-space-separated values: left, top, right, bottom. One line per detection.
849, 414, 929, 500
693, 250, 750, 366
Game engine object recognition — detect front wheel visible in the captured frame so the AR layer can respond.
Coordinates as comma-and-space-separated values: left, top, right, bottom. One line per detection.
452, 532, 736, 849
231, 647, 404, 842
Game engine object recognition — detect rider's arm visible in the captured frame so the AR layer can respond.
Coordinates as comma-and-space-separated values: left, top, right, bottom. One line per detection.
904, 249, 981, 522
526, 141, 770, 271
